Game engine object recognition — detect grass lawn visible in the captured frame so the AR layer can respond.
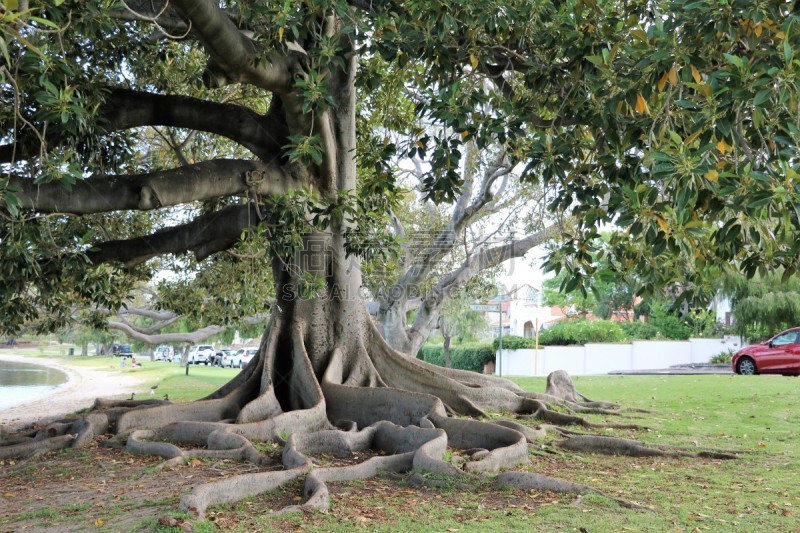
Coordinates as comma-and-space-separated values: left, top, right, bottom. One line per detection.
2, 358, 798, 532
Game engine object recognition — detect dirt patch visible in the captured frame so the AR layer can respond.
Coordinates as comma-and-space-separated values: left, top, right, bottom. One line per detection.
0, 434, 578, 531
0, 437, 268, 531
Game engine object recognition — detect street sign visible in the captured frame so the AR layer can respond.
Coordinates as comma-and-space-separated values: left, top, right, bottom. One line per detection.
470, 304, 501, 312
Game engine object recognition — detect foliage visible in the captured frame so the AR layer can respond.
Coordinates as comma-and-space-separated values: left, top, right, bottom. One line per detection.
536, 319, 627, 346
416, 343, 494, 372
492, 335, 537, 350
544, 234, 637, 320
708, 348, 735, 364
438, 282, 496, 344
543, 272, 597, 316
719, 271, 800, 341
645, 302, 692, 340
1, 1, 800, 339
618, 321, 659, 340
640, 301, 713, 339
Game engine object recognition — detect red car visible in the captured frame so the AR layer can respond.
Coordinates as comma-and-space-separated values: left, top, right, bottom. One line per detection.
732, 327, 800, 375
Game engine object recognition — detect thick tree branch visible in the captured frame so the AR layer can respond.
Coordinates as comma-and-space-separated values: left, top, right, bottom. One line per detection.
12, 159, 297, 215
119, 314, 182, 336
107, 320, 226, 345
171, 0, 293, 91
103, 89, 291, 162
88, 204, 263, 267
1, 90, 291, 165
117, 307, 177, 321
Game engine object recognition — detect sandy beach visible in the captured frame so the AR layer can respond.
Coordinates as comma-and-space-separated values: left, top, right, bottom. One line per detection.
0, 353, 144, 428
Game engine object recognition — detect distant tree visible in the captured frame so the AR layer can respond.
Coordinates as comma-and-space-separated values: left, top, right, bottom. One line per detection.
721, 272, 800, 341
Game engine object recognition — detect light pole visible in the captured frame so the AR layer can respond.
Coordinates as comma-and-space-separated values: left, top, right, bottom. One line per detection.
497, 304, 503, 377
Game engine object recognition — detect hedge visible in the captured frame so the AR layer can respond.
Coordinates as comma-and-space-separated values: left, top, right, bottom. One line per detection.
492, 336, 537, 350
494, 320, 627, 348
416, 344, 495, 372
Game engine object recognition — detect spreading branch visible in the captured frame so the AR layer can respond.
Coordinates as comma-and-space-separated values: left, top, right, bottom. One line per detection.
171, 0, 293, 91
11, 159, 296, 214
88, 203, 263, 267
0, 90, 291, 165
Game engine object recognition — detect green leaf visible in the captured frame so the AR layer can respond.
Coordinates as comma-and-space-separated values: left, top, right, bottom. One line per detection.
752, 89, 771, 107
673, 100, 698, 109
723, 53, 743, 69
29, 16, 60, 29
585, 55, 605, 66
4, 0, 19, 11
0, 36, 9, 66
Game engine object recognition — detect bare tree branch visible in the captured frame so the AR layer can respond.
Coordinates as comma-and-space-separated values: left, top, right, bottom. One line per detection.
404, 221, 570, 350
117, 307, 177, 321
107, 320, 226, 345
380, 150, 512, 314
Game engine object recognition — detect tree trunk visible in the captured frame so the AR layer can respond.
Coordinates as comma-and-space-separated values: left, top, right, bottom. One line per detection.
443, 333, 452, 369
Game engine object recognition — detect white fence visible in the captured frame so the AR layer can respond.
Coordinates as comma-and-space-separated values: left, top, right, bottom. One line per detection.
496, 336, 742, 377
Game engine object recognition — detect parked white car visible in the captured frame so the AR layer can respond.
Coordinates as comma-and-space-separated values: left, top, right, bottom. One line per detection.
239, 347, 258, 368
223, 347, 258, 368
221, 349, 242, 368
187, 344, 215, 365
153, 345, 173, 362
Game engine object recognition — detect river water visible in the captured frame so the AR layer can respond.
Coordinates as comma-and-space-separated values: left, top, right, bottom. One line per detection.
0, 360, 68, 410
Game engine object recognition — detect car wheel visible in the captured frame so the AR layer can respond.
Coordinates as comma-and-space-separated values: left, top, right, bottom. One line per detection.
737, 357, 757, 375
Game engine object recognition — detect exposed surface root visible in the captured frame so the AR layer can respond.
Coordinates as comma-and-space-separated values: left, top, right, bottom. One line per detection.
495, 471, 652, 511
556, 435, 739, 459
0, 433, 76, 459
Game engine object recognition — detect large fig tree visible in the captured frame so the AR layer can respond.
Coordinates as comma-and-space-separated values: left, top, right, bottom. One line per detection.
1, 0, 797, 519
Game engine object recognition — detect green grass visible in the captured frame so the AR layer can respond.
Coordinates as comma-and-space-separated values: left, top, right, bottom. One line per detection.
515, 374, 800, 453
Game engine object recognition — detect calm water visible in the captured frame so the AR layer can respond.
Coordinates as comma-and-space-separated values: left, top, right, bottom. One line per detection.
0, 360, 68, 410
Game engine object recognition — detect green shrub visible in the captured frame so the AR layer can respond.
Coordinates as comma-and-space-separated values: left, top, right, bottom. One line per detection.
536, 319, 626, 346
416, 343, 495, 372
492, 336, 537, 350
648, 313, 691, 340
709, 348, 735, 364
619, 321, 659, 340
646, 301, 692, 340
